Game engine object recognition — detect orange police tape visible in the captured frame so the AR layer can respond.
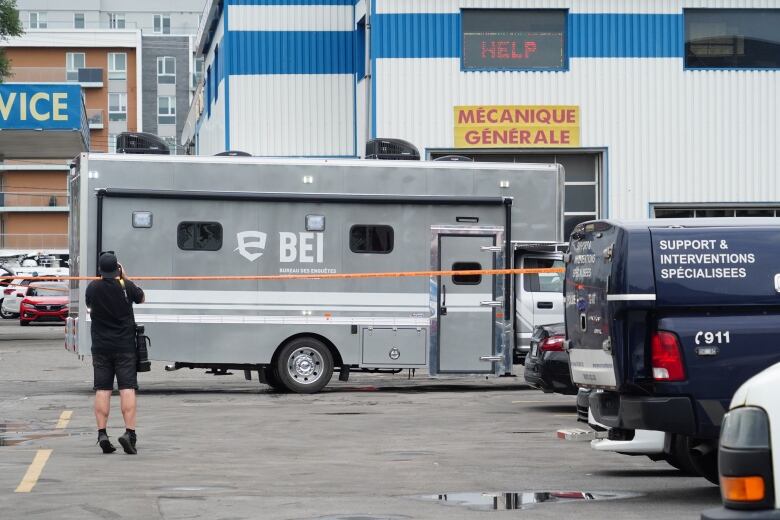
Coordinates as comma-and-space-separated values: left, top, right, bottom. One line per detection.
0, 267, 564, 282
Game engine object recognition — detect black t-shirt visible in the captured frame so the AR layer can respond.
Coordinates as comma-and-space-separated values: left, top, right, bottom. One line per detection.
85, 278, 144, 352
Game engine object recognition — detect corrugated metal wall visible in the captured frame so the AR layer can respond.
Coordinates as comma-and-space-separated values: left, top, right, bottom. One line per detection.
225, 0, 355, 156
373, 0, 780, 218
195, 7, 226, 156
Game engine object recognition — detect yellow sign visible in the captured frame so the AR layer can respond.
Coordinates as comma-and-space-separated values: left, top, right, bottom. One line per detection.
454, 105, 580, 148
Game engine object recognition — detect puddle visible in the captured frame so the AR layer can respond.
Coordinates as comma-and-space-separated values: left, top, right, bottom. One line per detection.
156, 485, 235, 493
312, 516, 411, 520
418, 491, 642, 511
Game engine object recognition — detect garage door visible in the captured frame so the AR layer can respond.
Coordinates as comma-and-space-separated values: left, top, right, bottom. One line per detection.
429, 151, 601, 239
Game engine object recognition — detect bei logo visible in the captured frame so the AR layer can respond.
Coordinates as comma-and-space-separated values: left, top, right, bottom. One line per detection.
235, 231, 267, 262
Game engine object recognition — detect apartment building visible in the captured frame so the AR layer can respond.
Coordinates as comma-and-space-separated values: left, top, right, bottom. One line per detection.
16, 0, 204, 151
16, 1, 202, 35
0, 1, 203, 251
2, 30, 141, 250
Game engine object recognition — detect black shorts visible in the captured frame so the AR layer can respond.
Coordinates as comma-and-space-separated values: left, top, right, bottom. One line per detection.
92, 351, 138, 391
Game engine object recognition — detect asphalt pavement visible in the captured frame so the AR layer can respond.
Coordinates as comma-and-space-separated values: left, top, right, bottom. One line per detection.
0, 319, 720, 519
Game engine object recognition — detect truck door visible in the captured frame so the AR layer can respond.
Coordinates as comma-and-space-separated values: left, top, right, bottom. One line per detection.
515, 255, 564, 354
434, 230, 505, 374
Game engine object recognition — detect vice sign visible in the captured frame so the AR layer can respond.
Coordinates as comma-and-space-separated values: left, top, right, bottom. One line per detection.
0, 91, 70, 122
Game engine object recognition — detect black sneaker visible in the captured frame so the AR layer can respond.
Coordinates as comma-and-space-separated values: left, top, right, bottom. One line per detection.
118, 432, 137, 455
98, 432, 116, 454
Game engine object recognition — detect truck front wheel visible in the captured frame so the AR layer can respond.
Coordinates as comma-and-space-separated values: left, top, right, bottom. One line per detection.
275, 337, 333, 394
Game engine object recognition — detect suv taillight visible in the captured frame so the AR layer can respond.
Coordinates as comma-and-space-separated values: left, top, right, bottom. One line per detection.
540, 335, 565, 352
651, 331, 686, 382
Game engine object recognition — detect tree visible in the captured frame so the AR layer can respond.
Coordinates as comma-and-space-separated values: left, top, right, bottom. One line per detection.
0, 0, 23, 83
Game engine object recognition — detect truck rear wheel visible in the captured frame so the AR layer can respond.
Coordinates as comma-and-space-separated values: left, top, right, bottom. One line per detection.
275, 337, 333, 394
666, 435, 698, 475
674, 435, 719, 484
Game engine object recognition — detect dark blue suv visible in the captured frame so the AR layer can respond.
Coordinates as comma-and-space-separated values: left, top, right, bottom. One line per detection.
564, 219, 780, 483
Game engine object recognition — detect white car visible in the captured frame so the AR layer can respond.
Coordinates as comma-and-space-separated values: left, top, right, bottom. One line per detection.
1, 276, 61, 318
701, 363, 780, 519
1, 278, 31, 318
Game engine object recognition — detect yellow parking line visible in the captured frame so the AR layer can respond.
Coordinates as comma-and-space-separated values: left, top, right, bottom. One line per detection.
55, 411, 72, 430
15, 449, 52, 493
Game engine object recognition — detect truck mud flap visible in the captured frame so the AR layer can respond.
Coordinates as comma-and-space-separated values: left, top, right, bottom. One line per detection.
589, 393, 697, 436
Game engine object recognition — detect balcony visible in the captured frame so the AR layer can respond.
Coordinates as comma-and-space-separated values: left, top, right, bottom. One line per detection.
0, 191, 69, 212
9, 67, 104, 87
0, 234, 68, 250
87, 109, 104, 129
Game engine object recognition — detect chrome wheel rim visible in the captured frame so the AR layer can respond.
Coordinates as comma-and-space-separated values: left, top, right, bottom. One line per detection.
286, 347, 324, 385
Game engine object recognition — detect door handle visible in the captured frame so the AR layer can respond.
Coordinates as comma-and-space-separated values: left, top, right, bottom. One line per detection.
440, 285, 447, 316
480, 355, 503, 362
480, 300, 503, 307
480, 246, 503, 253
537, 301, 554, 309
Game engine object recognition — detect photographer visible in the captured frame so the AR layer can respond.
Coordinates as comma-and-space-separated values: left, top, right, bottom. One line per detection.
85, 253, 145, 455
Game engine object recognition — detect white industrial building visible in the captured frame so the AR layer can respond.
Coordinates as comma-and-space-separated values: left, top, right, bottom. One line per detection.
182, 0, 780, 236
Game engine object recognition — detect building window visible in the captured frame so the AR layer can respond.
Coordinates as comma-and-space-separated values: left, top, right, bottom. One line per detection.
213, 44, 219, 101
349, 225, 394, 254
177, 222, 222, 251
193, 57, 204, 85
109, 13, 125, 29
461, 9, 567, 71
108, 53, 127, 80
654, 205, 780, 218
356, 17, 367, 80
74, 13, 85, 29
157, 56, 176, 84
108, 134, 118, 153
66, 52, 86, 82
154, 14, 171, 34
157, 96, 176, 125
108, 93, 127, 122
685, 9, 780, 69
29, 12, 47, 29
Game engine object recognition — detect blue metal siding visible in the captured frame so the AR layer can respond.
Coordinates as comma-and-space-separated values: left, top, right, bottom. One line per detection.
229, 0, 355, 4
227, 31, 355, 74
570, 14, 683, 58
373, 13, 685, 60
374, 13, 460, 59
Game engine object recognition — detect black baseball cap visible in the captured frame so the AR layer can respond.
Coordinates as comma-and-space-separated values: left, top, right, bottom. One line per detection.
98, 253, 120, 278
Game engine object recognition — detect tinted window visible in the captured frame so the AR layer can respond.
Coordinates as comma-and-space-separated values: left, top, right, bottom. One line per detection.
452, 262, 482, 285
177, 222, 223, 251
523, 258, 563, 293
462, 9, 566, 71
685, 9, 780, 69
350, 225, 393, 254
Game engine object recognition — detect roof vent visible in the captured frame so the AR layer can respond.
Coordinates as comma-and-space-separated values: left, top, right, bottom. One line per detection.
116, 132, 170, 155
365, 138, 420, 160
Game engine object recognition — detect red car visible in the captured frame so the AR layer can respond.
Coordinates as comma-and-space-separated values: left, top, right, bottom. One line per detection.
19, 282, 68, 326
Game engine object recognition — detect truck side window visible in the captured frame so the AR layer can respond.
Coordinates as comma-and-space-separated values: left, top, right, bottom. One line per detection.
452, 262, 482, 285
177, 222, 223, 251
524, 258, 564, 293
349, 225, 393, 254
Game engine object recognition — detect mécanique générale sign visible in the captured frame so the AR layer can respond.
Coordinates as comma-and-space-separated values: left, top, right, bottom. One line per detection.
454, 105, 580, 148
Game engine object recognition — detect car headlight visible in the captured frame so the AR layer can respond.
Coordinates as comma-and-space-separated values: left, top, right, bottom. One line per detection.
719, 406, 773, 509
